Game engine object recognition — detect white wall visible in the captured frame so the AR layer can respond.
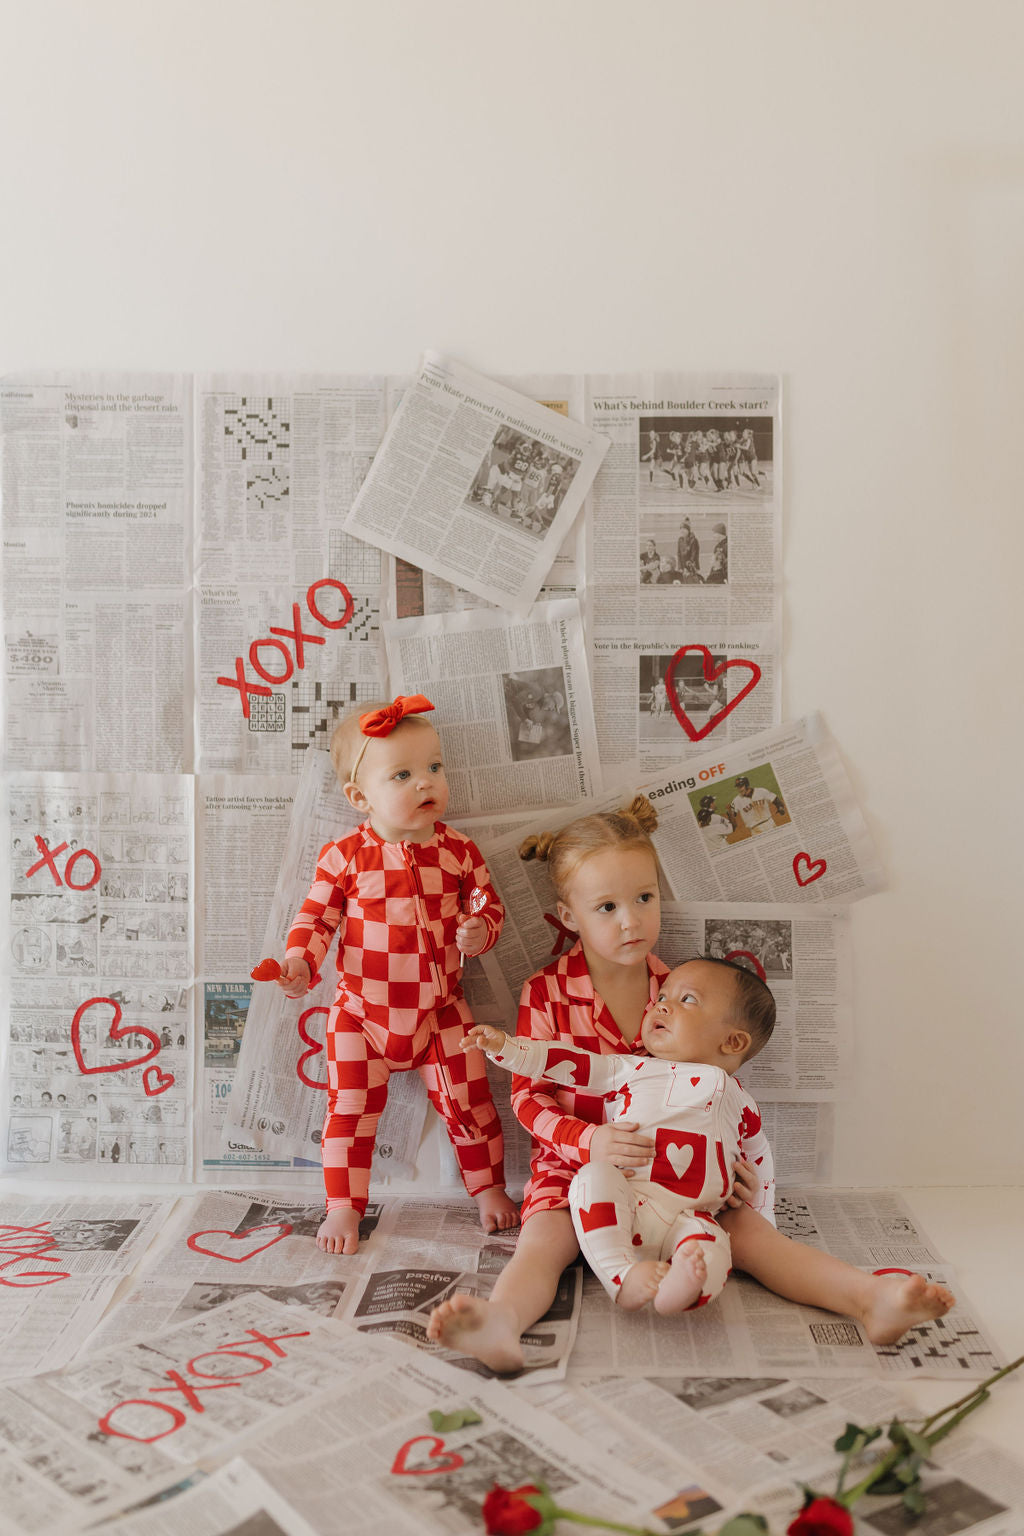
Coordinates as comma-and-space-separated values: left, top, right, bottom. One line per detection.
2, 0, 1022, 1185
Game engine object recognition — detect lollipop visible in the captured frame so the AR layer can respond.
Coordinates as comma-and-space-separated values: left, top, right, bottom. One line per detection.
250, 958, 321, 992
466, 886, 489, 915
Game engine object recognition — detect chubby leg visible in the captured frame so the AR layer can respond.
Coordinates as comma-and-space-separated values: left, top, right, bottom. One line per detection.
655, 1211, 731, 1316
720, 1203, 955, 1345
426, 1207, 579, 1373
569, 1160, 660, 1310
319, 1016, 391, 1253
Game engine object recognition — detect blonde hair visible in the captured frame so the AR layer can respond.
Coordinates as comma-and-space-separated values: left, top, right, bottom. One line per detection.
329, 701, 437, 787
518, 794, 659, 902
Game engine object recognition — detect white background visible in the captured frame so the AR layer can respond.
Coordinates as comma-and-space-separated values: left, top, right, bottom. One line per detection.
1, 0, 1022, 1189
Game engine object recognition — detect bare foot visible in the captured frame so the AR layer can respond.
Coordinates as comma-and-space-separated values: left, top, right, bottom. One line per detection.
617, 1259, 668, 1310
426, 1293, 524, 1373
474, 1187, 520, 1234
654, 1243, 708, 1315
860, 1272, 956, 1345
317, 1207, 361, 1255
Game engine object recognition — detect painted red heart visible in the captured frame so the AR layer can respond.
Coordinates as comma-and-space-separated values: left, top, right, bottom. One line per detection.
664, 645, 762, 742
724, 949, 767, 982
186, 1224, 292, 1262
71, 997, 161, 1076
296, 1005, 329, 1090
142, 1064, 175, 1097
793, 852, 827, 887
390, 1435, 465, 1476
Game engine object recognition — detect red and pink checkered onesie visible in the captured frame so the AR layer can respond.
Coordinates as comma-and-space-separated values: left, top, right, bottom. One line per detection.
285, 820, 507, 1215
491, 1032, 774, 1308
511, 942, 669, 1222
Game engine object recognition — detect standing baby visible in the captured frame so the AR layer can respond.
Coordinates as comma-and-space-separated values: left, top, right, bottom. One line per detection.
275, 694, 518, 1253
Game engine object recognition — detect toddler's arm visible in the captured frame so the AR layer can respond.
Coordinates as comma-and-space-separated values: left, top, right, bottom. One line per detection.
737, 1095, 776, 1224
285, 840, 349, 979
456, 842, 505, 958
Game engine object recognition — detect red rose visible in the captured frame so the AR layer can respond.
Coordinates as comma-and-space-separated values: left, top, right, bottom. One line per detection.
482, 1483, 546, 1535
788, 1497, 855, 1536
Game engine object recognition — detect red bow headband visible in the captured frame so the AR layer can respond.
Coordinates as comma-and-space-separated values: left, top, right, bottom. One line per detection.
350, 695, 435, 780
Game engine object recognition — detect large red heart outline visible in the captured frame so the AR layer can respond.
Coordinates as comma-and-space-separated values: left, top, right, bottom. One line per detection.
664, 646, 761, 742
793, 852, 827, 887
186, 1224, 292, 1263
391, 1435, 466, 1476
296, 1006, 329, 1090
70, 997, 161, 1076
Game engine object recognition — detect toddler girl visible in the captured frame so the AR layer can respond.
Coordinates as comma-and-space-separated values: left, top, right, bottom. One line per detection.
276, 695, 518, 1254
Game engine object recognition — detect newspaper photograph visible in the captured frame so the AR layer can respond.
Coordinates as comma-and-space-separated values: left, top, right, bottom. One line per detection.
585, 374, 782, 774
649, 713, 885, 905
1, 373, 193, 775
3, 773, 194, 1178
0, 1193, 174, 1382
384, 597, 601, 816
344, 352, 608, 616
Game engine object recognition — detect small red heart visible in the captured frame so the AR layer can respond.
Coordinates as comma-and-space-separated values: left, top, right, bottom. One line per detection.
793, 852, 827, 887
71, 997, 160, 1076
296, 1006, 329, 1090
142, 1064, 175, 1097
632, 1233, 643, 1245
664, 646, 762, 743
251, 958, 281, 981
390, 1435, 465, 1476
186, 1224, 292, 1263
690, 1076, 701, 1086
724, 949, 767, 982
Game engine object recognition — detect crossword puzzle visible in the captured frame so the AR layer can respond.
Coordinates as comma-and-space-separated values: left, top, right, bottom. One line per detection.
328, 529, 382, 587
774, 1192, 821, 1244
873, 1285, 1002, 1376
246, 466, 289, 508
223, 396, 290, 462
291, 678, 379, 760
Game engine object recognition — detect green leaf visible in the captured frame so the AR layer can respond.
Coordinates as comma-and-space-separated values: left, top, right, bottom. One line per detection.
902, 1486, 927, 1515
888, 1421, 910, 1447
834, 1423, 867, 1453
894, 1464, 920, 1486
717, 1515, 770, 1536
868, 1475, 909, 1496
903, 1429, 932, 1458
427, 1407, 482, 1433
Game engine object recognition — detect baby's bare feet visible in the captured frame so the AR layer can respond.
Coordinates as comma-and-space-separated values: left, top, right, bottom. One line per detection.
474, 1187, 520, 1234
654, 1243, 708, 1315
617, 1259, 669, 1310
317, 1207, 361, 1255
426, 1294, 524, 1373
860, 1272, 956, 1345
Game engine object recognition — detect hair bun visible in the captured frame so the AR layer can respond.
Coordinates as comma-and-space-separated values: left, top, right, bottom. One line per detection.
623, 793, 658, 835
519, 829, 556, 863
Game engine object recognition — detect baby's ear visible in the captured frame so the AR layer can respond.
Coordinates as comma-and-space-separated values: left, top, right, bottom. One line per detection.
343, 780, 368, 814
724, 1028, 752, 1060
556, 899, 579, 932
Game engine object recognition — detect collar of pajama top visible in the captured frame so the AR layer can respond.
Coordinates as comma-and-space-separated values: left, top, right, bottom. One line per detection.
552, 941, 668, 1051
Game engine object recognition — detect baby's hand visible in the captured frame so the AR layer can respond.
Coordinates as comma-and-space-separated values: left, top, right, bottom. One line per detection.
589, 1121, 655, 1174
456, 914, 488, 957
461, 1025, 508, 1055
277, 958, 311, 998
726, 1156, 759, 1208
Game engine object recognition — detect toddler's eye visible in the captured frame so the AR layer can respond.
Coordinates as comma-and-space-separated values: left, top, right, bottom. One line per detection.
598, 901, 616, 913
394, 769, 410, 781
638, 891, 655, 904
656, 992, 666, 1003
430, 761, 443, 774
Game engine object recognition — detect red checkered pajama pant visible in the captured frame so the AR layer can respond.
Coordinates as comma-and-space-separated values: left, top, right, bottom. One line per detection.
322, 995, 505, 1214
